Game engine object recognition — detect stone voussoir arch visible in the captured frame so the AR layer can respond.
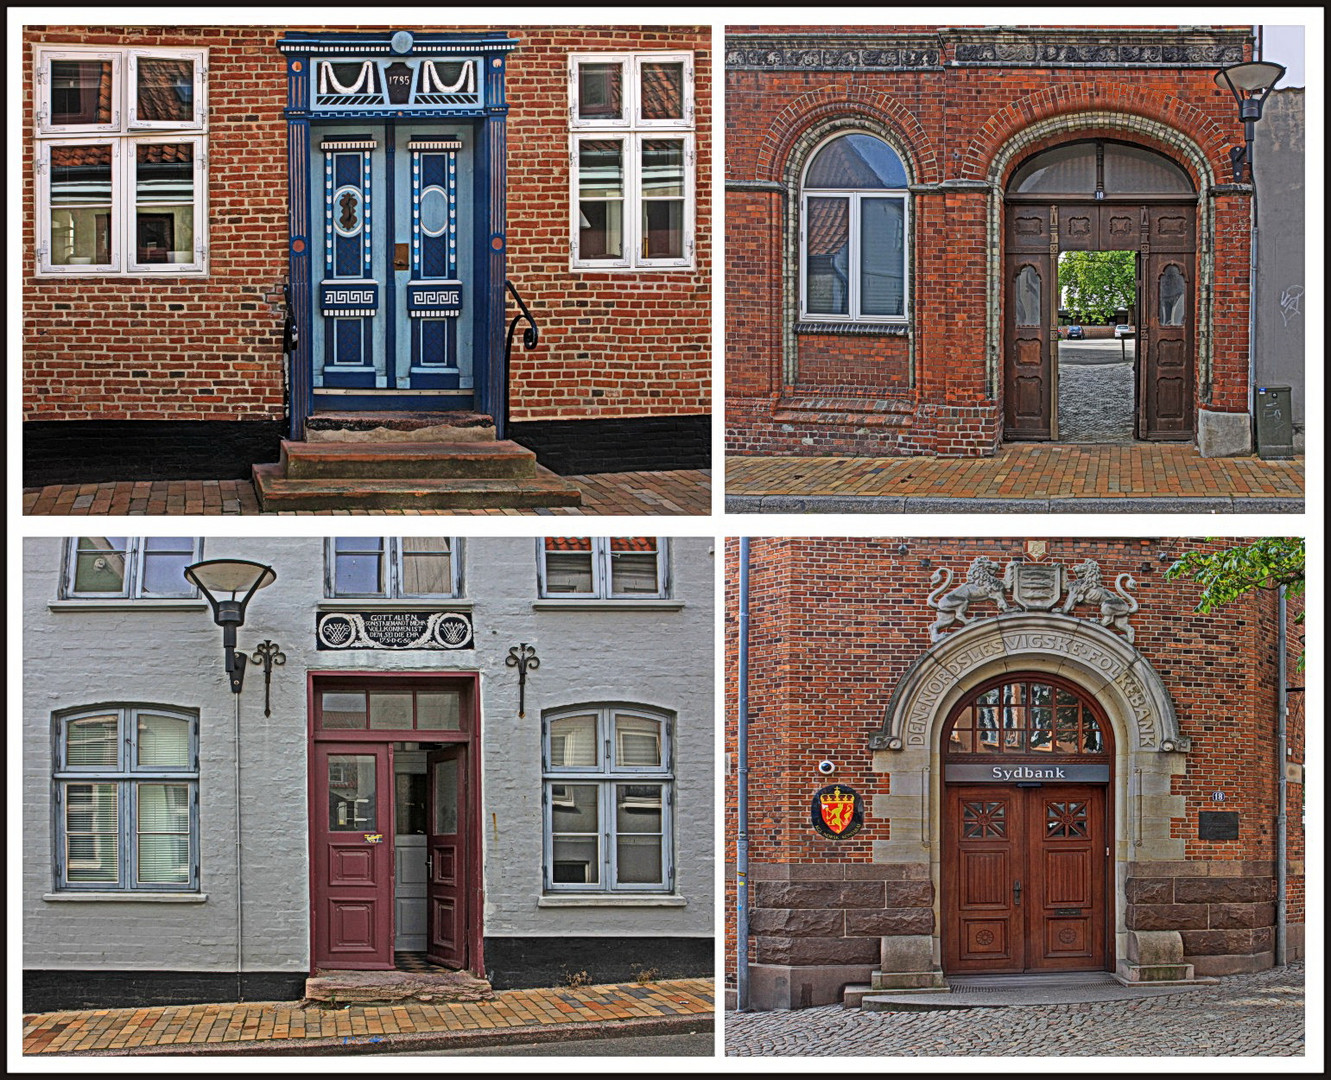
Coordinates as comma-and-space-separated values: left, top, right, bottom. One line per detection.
868, 612, 1186, 756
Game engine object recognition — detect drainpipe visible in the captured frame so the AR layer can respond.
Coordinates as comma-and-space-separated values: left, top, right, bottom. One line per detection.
235, 692, 245, 1001
736, 538, 751, 1011
1247, 24, 1262, 451
1275, 583, 1288, 965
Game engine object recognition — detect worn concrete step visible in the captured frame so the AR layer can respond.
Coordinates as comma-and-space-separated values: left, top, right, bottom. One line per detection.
253, 464, 583, 511
279, 439, 538, 481
304, 968, 495, 1007
304, 411, 496, 443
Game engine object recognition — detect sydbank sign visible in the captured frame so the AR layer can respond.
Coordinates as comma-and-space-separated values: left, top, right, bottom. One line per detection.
945, 763, 1111, 783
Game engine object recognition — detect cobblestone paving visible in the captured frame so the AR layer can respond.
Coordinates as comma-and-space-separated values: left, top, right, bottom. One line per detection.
1057, 343, 1135, 443
22, 470, 711, 517
725, 963, 1305, 1057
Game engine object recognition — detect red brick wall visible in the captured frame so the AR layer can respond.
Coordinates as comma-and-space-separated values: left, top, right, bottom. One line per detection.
726, 26, 1255, 456
724, 536, 1303, 983
22, 24, 710, 424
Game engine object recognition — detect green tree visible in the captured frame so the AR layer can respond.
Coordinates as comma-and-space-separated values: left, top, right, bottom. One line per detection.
1058, 250, 1135, 324
1165, 537, 1305, 669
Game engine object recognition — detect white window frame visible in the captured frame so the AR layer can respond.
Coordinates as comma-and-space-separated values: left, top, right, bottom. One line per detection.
326, 537, 463, 599
542, 705, 674, 894
34, 45, 209, 276
799, 131, 910, 325
568, 51, 695, 270
53, 705, 200, 893
537, 537, 668, 599
61, 537, 202, 600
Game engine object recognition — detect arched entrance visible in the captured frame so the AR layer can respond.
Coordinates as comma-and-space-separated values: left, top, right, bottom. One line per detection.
1002, 139, 1197, 442
940, 673, 1114, 974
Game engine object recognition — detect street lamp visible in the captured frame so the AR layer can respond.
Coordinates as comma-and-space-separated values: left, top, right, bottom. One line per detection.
183, 559, 277, 693
1214, 61, 1286, 182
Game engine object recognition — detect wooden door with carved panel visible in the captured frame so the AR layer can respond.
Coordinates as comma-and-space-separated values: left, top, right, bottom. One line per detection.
1003, 207, 1055, 439
944, 783, 1108, 973
1141, 206, 1196, 439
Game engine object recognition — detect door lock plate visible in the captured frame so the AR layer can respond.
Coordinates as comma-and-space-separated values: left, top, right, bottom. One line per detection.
394, 243, 410, 271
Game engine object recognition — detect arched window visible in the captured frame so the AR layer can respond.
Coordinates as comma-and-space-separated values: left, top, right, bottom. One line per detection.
801, 133, 909, 322
943, 675, 1109, 757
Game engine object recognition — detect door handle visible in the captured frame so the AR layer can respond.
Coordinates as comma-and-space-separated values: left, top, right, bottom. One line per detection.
1013, 878, 1022, 907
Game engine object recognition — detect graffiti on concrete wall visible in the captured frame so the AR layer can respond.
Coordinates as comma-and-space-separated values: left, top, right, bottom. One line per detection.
1280, 285, 1304, 326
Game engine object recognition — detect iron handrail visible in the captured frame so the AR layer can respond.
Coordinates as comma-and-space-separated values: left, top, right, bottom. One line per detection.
504, 279, 539, 436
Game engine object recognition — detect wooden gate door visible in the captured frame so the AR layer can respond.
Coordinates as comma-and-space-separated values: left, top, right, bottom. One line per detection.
945, 783, 1108, 973
425, 746, 468, 968
1140, 207, 1196, 439
312, 743, 395, 969
1003, 207, 1055, 439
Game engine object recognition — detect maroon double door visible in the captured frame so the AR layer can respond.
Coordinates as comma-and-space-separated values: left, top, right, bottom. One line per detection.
309, 676, 477, 973
943, 783, 1110, 974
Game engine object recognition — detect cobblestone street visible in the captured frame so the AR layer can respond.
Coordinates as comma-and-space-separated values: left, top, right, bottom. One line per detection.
1057, 340, 1136, 443
726, 963, 1305, 1057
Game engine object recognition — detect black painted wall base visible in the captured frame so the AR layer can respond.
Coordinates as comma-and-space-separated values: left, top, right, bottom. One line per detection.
23, 420, 287, 487
508, 414, 711, 475
23, 970, 306, 1014
483, 936, 713, 991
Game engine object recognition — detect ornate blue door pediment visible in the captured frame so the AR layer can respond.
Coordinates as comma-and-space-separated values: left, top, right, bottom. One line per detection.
279, 31, 517, 436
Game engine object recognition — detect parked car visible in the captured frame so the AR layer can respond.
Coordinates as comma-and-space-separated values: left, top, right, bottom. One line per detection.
1114, 324, 1135, 338
1067, 324, 1085, 339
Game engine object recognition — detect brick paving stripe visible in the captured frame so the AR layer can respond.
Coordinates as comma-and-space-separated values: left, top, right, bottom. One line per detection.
24, 471, 711, 517
22, 979, 713, 1056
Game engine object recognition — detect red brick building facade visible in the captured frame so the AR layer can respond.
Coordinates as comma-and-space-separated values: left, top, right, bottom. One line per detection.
726, 538, 1305, 1009
23, 24, 710, 485
725, 26, 1260, 458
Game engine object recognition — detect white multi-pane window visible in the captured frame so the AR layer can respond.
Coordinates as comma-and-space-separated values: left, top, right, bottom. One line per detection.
62, 537, 201, 599
327, 538, 461, 598
543, 705, 673, 892
538, 537, 666, 599
569, 52, 694, 269
34, 46, 208, 275
53, 706, 199, 892
800, 132, 910, 323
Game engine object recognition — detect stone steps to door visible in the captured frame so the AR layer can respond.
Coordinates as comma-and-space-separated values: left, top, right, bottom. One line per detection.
279, 439, 539, 481
304, 411, 497, 444
253, 463, 583, 511
303, 968, 495, 1007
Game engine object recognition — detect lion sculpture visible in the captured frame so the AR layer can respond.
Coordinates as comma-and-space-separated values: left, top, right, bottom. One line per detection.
1062, 559, 1139, 643
927, 557, 1013, 641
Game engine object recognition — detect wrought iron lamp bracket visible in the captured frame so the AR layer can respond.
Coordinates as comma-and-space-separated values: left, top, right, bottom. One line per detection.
250, 640, 286, 718
506, 642, 540, 718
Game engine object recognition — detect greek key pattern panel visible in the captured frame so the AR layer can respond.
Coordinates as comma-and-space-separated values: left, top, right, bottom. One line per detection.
321, 282, 379, 316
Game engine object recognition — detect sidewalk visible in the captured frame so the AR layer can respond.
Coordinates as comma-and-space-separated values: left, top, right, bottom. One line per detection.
725, 444, 1304, 513
22, 978, 714, 1056
22, 470, 712, 516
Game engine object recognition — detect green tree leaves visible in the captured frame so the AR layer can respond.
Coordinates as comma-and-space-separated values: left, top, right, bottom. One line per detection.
1057, 250, 1135, 324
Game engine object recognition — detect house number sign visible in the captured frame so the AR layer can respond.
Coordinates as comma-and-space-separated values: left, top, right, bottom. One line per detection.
316, 610, 474, 650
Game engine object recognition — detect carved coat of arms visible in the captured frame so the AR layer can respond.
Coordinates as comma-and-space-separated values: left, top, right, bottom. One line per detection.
926, 557, 1138, 643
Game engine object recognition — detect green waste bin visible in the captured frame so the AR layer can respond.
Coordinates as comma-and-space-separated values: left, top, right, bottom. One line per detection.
1255, 386, 1295, 460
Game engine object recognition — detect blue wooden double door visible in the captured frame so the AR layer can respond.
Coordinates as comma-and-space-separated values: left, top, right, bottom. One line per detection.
312, 122, 475, 411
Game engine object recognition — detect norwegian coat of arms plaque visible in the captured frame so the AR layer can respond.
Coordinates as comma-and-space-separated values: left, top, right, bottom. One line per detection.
811, 784, 865, 840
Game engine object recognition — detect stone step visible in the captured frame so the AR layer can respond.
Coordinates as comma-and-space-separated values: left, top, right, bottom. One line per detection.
304, 410, 496, 443
280, 439, 539, 481
304, 968, 495, 1007
253, 464, 583, 511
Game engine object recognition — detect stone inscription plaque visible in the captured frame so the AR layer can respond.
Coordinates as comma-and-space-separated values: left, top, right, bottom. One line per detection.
1197, 810, 1240, 841
317, 610, 474, 650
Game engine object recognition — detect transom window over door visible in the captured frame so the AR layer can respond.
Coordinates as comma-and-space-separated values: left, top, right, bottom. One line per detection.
801, 132, 909, 322
944, 675, 1109, 757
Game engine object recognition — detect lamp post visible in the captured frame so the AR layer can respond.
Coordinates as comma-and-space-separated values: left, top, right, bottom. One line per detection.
1214, 61, 1286, 182
183, 559, 278, 693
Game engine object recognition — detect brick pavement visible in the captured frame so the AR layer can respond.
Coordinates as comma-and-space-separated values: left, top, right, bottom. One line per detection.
725, 445, 1304, 508
725, 963, 1305, 1057
21, 471, 712, 517
22, 978, 714, 1056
